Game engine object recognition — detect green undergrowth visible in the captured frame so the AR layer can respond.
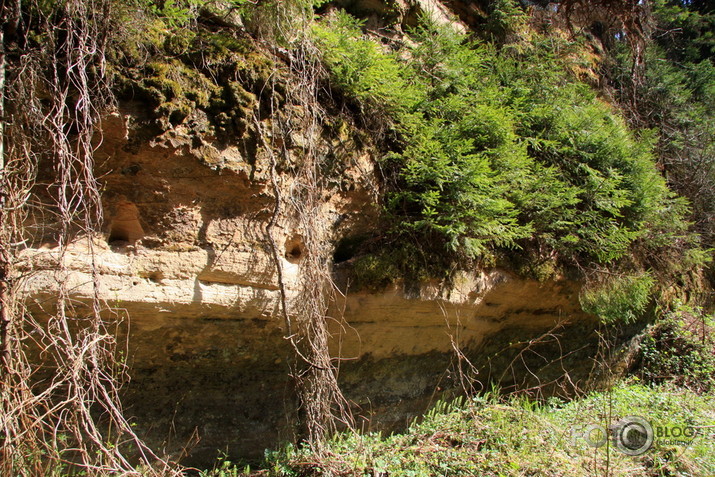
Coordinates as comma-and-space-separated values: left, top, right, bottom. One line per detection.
202, 384, 715, 477
640, 303, 715, 393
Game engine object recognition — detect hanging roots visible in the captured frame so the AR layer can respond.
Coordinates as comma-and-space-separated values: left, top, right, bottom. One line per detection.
253, 1, 355, 450
0, 1, 177, 474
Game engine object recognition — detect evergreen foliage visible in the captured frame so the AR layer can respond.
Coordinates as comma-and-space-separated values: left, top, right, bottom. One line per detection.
312, 8, 694, 276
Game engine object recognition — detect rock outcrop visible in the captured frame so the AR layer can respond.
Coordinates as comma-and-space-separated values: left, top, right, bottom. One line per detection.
17, 106, 603, 466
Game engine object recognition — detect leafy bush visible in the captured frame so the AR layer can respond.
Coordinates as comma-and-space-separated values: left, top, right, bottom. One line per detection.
311, 11, 423, 129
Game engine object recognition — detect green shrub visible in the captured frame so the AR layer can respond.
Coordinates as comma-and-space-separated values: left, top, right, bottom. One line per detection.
313, 12, 693, 274
579, 272, 655, 324
311, 11, 424, 127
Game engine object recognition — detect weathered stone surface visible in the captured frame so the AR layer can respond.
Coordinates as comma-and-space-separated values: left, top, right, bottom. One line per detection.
331, 0, 467, 33
20, 239, 596, 465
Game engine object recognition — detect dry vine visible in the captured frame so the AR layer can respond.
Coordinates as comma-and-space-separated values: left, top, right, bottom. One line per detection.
251, 0, 355, 451
0, 1, 177, 474
558, 0, 652, 83
283, 43, 355, 447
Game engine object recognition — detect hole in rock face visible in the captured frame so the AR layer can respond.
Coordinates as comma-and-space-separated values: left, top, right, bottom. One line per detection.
333, 235, 367, 263
108, 201, 144, 244
284, 235, 306, 264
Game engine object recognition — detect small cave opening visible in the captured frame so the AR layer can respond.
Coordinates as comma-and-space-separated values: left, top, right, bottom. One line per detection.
108, 201, 145, 244
333, 235, 367, 264
284, 235, 306, 264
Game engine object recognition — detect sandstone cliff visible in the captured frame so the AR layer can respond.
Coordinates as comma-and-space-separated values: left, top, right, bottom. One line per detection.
16, 103, 606, 465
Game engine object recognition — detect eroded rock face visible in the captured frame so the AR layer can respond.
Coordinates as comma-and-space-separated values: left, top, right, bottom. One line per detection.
19, 109, 599, 466
329, 0, 468, 33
